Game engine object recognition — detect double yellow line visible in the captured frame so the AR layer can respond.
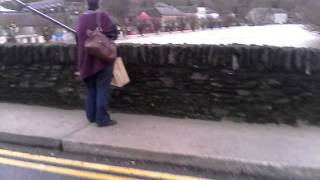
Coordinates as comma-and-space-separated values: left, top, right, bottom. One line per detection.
0, 149, 207, 180
0, 156, 131, 180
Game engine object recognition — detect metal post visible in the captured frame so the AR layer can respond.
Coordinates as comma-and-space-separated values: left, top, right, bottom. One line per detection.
13, 0, 76, 34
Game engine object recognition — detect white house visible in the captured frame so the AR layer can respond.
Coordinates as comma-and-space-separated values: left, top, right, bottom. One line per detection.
246, 8, 288, 25
198, 7, 219, 19
274, 11, 287, 24
0, 5, 15, 12
197, 7, 206, 19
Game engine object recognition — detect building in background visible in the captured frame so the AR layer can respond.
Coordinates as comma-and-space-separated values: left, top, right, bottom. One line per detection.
127, 2, 184, 33
246, 8, 288, 25
129, 2, 222, 32
22, 0, 85, 27
0, 0, 84, 43
0, 5, 15, 12
64, 0, 85, 27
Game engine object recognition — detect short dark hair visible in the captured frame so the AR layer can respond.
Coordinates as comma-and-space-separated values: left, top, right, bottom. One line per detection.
87, 0, 99, 10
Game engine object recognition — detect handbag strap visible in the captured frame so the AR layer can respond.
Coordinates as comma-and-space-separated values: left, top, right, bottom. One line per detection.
96, 11, 102, 32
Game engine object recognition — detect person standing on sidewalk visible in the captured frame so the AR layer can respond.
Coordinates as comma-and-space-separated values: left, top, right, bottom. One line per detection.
76, 0, 118, 127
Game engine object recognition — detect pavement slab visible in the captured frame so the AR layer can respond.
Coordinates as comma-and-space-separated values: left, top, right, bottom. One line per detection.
0, 103, 89, 148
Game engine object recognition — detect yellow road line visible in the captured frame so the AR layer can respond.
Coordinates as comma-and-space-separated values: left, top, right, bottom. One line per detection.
0, 149, 205, 180
0, 157, 136, 180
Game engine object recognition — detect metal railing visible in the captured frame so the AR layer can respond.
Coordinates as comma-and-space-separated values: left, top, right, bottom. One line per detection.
13, 0, 76, 34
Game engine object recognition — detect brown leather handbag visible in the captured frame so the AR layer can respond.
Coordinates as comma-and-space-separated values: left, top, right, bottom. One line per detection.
85, 12, 117, 62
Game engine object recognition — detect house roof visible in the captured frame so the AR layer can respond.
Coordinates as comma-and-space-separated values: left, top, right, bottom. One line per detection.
0, 12, 69, 27
0, 5, 15, 12
128, 4, 184, 18
177, 6, 218, 15
176, 6, 197, 14
22, 0, 65, 12
270, 8, 287, 14
205, 7, 218, 14
127, 8, 142, 17
249, 8, 287, 15
154, 2, 169, 8
144, 8, 162, 17
136, 12, 152, 21
155, 6, 184, 16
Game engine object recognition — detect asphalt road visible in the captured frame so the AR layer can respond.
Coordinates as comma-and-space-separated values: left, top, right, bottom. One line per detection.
0, 143, 274, 180
0, 165, 84, 180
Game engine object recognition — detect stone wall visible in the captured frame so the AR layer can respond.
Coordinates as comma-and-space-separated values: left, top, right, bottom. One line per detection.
1, 44, 320, 125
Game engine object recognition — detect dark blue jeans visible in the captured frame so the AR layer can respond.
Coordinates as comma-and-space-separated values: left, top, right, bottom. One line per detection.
84, 66, 113, 125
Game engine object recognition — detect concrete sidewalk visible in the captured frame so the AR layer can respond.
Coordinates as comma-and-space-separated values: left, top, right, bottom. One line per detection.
0, 103, 320, 179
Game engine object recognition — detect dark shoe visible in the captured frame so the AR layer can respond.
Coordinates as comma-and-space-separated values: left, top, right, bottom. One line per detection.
97, 120, 117, 127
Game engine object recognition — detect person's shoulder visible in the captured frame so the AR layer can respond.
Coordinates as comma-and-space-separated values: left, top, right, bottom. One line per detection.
99, 11, 111, 18
99, 11, 114, 23
79, 13, 90, 20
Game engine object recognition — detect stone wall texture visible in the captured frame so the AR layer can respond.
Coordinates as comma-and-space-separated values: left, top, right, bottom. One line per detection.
1, 43, 320, 125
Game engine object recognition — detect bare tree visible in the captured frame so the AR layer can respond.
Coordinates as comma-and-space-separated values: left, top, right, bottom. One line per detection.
136, 22, 146, 36
163, 19, 176, 33
40, 26, 54, 42
5, 22, 17, 43
1, 0, 40, 10
151, 17, 162, 34
177, 17, 187, 32
187, 15, 199, 31
295, 0, 320, 28
186, 0, 193, 6
141, 0, 156, 8
100, 0, 130, 24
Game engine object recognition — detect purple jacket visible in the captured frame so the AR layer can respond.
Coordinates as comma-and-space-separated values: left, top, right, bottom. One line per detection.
76, 11, 117, 80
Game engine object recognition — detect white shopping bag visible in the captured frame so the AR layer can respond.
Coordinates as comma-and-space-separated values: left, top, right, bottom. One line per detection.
111, 57, 130, 87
